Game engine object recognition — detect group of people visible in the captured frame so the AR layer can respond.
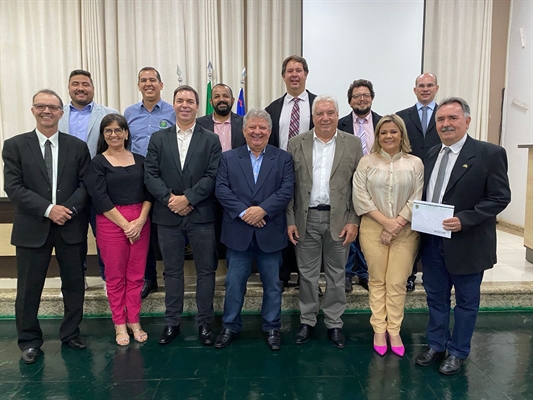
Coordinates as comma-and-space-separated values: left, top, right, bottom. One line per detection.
3, 55, 511, 377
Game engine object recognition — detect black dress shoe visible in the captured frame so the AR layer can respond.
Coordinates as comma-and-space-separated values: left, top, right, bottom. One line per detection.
358, 277, 369, 291
415, 347, 447, 366
295, 324, 315, 344
215, 328, 237, 349
198, 323, 213, 345
141, 279, 158, 299
406, 280, 416, 292
266, 329, 281, 351
65, 336, 86, 350
158, 325, 180, 345
439, 354, 465, 375
21, 348, 41, 364
328, 328, 345, 349
345, 276, 353, 293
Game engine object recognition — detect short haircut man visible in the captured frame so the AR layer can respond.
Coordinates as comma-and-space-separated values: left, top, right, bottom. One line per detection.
338, 79, 383, 293
145, 85, 222, 347
3, 89, 91, 364
414, 97, 510, 375
124, 67, 176, 299
214, 109, 294, 350
287, 95, 363, 349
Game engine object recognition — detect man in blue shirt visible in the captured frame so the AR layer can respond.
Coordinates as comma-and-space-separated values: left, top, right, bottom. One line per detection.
125, 67, 175, 298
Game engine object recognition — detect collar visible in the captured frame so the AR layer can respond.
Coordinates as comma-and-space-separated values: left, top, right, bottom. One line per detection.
35, 128, 59, 147
441, 133, 468, 154
313, 130, 337, 144
69, 101, 93, 112
379, 148, 403, 161
212, 113, 231, 124
141, 98, 163, 110
246, 145, 266, 157
353, 111, 371, 123
286, 90, 309, 103
177, 123, 195, 135
416, 101, 436, 112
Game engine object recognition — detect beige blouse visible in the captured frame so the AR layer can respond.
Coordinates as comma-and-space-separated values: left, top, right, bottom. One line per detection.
352, 150, 424, 222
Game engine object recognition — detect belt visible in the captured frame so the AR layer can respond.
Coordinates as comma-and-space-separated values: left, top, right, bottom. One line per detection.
309, 204, 331, 211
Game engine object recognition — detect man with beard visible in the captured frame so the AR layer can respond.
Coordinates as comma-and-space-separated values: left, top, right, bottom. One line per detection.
59, 69, 118, 287
196, 83, 246, 151
338, 79, 382, 294
124, 67, 176, 298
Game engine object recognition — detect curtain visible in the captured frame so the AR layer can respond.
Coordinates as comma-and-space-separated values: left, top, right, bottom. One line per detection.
424, 0, 493, 140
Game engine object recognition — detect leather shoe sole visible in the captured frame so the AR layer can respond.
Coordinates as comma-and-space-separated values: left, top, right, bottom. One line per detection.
21, 348, 42, 364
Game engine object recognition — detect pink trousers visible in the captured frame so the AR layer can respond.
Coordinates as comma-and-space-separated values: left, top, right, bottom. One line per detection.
96, 203, 150, 325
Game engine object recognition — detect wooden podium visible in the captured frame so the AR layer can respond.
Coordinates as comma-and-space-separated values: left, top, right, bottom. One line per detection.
518, 144, 533, 263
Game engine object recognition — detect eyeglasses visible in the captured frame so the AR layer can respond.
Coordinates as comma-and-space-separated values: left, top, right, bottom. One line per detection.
416, 83, 436, 89
103, 128, 124, 136
351, 93, 371, 100
33, 104, 62, 112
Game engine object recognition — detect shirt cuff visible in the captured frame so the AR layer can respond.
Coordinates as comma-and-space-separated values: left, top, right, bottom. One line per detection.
44, 204, 54, 218
239, 209, 246, 218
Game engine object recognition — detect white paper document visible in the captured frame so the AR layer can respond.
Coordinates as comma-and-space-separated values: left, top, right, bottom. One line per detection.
411, 200, 455, 239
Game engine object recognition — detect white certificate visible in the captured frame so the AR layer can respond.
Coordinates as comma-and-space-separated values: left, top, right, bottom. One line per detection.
411, 200, 455, 239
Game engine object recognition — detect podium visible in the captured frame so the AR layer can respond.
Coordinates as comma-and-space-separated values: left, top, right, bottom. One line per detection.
518, 144, 533, 263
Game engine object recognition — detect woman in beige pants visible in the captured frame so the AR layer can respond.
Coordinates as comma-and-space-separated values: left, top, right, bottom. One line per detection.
352, 114, 423, 356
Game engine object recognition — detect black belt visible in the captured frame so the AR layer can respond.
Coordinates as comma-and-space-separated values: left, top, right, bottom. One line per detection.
309, 204, 331, 211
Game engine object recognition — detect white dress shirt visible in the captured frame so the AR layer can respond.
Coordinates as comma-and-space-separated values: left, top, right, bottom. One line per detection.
309, 131, 337, 207
279, 91, 311, 151
177, 124, 195, 169
35, 129, 59, 217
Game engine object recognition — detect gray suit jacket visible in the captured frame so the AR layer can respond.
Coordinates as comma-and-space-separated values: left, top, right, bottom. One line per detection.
59, 102, 118, 158
286, 129, 363, 241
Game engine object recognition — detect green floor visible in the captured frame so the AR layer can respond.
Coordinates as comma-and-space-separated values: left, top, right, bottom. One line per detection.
1, 312, 532, 400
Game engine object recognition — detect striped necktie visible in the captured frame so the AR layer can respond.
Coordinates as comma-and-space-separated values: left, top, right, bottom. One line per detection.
288, 97, 301, 140
357, 118, 368, 155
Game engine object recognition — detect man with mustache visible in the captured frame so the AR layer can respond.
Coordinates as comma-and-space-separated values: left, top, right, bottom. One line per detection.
59, 69, 118, 287
125, 67, 176, 299
338, 79, 382, 293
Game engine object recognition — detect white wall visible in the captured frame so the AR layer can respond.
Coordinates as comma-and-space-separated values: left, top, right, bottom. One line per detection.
302, 0, 424, 117
500, 0, 533, 227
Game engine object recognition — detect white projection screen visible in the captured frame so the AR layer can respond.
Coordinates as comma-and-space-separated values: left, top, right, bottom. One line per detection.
303, 0, 425, 117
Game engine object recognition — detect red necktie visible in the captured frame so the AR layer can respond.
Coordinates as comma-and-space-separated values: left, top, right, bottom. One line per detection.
288, 97, 301, 140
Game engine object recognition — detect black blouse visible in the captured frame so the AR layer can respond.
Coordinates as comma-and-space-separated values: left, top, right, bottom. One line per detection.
85, 153, 151, 214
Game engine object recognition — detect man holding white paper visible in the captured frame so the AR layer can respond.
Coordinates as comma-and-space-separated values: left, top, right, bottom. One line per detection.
414, 97, 510, 376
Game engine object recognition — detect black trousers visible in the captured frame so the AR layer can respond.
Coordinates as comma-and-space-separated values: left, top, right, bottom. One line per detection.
16, 224, 86, 350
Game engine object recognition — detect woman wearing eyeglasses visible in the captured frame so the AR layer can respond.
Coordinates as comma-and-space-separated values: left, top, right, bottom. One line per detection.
352, 114, 423, 356
85, 114, 152, 346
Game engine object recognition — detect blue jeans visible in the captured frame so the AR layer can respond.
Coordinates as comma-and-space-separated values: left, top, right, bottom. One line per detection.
345, 237, 368, 279
422, 235, 484, 359
223, 237, 282, 333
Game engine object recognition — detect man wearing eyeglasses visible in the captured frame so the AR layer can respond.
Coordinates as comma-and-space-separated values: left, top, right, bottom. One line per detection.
3, 89, 91, 364
338, 79, 382, 294
397, 73, 441, 292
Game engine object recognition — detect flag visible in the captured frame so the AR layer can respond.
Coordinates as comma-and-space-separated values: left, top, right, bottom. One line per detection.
206, 81, 214, 115
237, 87, 246, 116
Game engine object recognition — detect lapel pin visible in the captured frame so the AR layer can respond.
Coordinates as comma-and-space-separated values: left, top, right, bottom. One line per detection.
463, 164, 468, 168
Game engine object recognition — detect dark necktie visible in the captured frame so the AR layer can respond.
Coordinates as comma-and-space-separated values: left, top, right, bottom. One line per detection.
44, 140, 53, 184
421, 106, 428, 137
431, 147, 451, 203
288, 97, 301, 140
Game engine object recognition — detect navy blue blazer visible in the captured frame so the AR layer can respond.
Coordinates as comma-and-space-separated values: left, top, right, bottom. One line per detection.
215, 144, 294, 253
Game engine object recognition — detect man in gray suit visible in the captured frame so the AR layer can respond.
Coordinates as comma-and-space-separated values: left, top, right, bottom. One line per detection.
58, 69, 118, 285
287, 95, 363, 348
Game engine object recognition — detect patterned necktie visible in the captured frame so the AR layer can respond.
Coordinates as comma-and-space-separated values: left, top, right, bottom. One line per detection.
431, 147, 451, 203
44, 140, 53, 184
421, 106, 428, 137
357, 118, 368, 155
288, 97, 300, 140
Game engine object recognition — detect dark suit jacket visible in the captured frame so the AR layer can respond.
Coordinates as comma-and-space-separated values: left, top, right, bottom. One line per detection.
195, 112, 246, 149
337, 110, 382, 135
422, 136, 511, 275
144, 124, 222, 225
397, 104, 441, 159
3, 131, 90, 248
265, 90, 317, 148
215, 144, 294, 253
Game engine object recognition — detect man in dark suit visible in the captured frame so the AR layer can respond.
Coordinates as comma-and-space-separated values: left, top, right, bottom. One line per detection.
213, 109, 294, 351
3, 89, 91, 364
414, 97, 510, 375
337, 79, 382, 293
397, 72, 442, 292
196, 83, 246, 151
145, 85, 222, 347
265, 55, 316, 289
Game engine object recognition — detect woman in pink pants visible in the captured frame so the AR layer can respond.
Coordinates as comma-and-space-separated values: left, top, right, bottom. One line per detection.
85, 114, 152, 346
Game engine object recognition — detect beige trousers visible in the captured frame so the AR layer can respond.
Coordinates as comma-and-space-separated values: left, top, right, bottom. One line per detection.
359, 215, 419, 335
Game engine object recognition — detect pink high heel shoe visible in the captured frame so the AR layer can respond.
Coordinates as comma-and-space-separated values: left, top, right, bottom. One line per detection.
373, 333, 388, 356
389, 334, 405, 356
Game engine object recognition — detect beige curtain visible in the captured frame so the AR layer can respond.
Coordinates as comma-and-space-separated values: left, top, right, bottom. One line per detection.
424, 0, 493, 140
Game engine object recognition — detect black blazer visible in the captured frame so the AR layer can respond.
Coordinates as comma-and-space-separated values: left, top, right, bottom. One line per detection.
396, 104, 441, 159
422, 136, 511, 275
3, 131, 90, 248
265, 90, 317, 148
195, 112, 246, 149
144, 124, 222, 226
337, 110, 382, 135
